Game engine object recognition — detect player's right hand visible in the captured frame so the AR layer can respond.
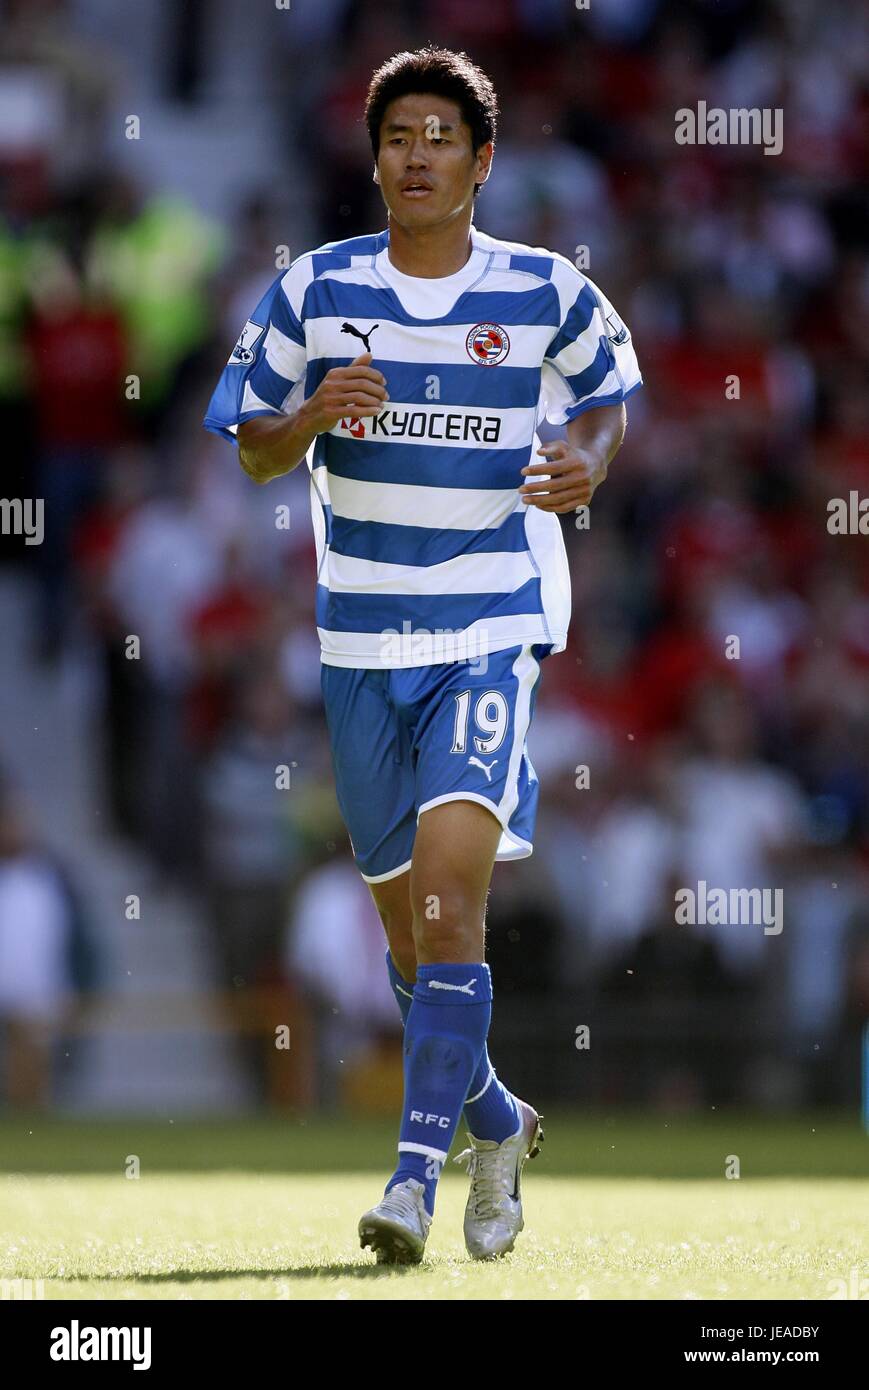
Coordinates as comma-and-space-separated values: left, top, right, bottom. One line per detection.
304, 352, 389, 432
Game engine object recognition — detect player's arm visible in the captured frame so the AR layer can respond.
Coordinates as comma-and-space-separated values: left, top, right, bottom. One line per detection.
237, 352, 389, 484
519, 403, 626, 514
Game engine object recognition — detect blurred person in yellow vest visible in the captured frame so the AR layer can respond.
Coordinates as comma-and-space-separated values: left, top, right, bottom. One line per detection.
87, 173, 225, 434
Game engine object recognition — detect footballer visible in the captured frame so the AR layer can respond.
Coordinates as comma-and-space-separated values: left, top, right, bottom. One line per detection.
204, 46, 641, 1264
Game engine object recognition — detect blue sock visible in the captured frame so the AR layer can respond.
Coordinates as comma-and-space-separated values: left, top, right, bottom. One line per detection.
386, 950, 519, 1144
462, 1052, 521, 1143
386, 950, 415, 1018
386, 962, 492, 1216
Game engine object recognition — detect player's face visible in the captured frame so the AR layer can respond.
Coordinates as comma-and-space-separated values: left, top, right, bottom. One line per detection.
375, 94, 492, 230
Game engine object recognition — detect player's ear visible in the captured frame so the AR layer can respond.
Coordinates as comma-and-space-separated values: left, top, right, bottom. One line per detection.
475, 142, 494, 189
373, 163, 380, 185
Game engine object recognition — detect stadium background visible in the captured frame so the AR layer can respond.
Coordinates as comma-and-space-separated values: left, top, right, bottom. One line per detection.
0, 0, 866, 1142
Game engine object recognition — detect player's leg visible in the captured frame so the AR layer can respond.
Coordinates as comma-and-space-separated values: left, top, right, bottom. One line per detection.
411, 797, 499, 960
367, 869, 416, 985
380, 800, 525, 1206
359, 645, 548, 1260
361, 799, 500, 1259
321, 666, 442, 1261
367, 847, 520, 1145
385, 645, 547, 1257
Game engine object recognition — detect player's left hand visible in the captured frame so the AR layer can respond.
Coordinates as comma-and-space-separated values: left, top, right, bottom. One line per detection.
519, 441, 607, 513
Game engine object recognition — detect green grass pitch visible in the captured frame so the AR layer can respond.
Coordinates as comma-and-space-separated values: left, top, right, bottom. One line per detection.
1, 1113, 866, 1300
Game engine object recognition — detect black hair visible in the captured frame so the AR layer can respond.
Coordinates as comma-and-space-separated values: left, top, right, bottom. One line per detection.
365, 46, 498, 198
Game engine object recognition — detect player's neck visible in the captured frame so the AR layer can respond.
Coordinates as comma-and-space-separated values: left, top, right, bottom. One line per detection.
385, 214, 474, 279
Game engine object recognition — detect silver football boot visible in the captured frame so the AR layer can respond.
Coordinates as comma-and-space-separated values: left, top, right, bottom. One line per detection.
453, 1099, 544, 1260
358, 1177, 432, 1264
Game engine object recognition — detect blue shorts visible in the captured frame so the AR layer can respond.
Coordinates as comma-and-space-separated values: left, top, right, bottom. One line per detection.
320, 643, 552, 883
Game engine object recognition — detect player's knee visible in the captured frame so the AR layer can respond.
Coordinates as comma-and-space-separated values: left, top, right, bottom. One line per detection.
377, 908, 417, 982
411, 886, 479, 929
411, 893, 483, 958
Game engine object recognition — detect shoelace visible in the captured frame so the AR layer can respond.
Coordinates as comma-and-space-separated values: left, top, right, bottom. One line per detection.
453, 1145, 515, 1219
381, 1183, 428, 1229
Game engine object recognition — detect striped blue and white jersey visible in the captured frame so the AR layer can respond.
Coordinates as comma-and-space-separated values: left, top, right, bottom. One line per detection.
204, 225, 642, 668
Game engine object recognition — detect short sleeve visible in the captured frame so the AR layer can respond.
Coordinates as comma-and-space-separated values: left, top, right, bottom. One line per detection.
203, 262, 310, 444
541, 266, 642, 426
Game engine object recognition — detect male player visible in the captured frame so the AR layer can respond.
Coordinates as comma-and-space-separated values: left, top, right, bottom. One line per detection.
204, 47, 641, 1263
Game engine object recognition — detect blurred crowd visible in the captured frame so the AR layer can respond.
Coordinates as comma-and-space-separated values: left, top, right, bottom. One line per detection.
0, 0, 867, 1111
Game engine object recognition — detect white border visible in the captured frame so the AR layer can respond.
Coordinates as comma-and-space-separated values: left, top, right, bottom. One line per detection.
359, 857, 413, 885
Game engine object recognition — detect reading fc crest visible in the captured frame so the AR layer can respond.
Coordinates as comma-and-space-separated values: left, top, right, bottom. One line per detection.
466, 322, 510, 365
